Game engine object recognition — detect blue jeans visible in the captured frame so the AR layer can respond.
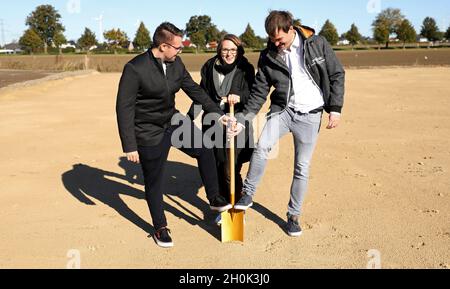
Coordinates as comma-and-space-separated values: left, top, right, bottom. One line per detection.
242, 108, 322, 217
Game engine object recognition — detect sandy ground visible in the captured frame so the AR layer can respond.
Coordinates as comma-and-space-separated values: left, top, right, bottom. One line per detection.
0, 67, 449, 269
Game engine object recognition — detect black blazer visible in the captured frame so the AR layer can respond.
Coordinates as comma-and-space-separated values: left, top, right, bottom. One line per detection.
116, 50, 224, 153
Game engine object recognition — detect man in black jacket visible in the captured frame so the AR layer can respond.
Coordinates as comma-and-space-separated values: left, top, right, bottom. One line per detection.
232, 11, 345, 237
116, 22, 232, 248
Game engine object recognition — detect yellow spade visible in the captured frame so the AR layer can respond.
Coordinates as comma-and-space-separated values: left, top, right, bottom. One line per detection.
221, 98, 245, 243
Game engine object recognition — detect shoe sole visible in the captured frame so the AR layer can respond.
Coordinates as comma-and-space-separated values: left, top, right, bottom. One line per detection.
216, 214, 246, 226
287, 231, 303, 237
153, 236, 174, 248
234, 203, 253, 211
210, 204, 232, 212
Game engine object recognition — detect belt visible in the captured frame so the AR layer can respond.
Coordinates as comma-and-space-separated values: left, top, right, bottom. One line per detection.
288, 106, 323, 115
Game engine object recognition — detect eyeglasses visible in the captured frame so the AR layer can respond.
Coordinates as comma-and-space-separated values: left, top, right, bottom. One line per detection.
164, 43, 184, 52
221, 48, 238, 54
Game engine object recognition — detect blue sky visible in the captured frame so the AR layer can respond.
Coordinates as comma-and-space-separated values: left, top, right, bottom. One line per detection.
1, 0, 450, 44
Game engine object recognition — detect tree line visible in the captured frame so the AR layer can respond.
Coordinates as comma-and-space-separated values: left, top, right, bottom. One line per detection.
319, 8, 449, 49
15, 5, 450, 54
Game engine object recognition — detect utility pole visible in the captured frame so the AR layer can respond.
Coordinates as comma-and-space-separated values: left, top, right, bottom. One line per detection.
0, 19, 6, 48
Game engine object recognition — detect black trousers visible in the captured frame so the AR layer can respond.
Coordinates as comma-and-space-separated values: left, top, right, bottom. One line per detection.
138, 124, 220, 231
216, 159, 244, 203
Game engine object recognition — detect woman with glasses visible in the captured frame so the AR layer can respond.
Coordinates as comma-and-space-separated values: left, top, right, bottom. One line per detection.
188, 34, 255, 224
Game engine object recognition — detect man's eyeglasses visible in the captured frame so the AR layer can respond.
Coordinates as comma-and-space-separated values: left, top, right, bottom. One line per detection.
164, 43, 184, 52
221, 48, 238, 55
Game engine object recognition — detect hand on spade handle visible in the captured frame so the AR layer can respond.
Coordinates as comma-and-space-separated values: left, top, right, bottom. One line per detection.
222, 95, 244, 138
227, 94, 240, 106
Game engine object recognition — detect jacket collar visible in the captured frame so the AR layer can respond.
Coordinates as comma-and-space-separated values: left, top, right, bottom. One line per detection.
266, 25, 316, 70
267, 25, 315, 54
297, 25, 316, 40
147, 49, 177, 75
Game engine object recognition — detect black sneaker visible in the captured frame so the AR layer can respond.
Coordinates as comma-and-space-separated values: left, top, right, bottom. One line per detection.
286, 214, 302, 237
209, 195, 232, 212
234, 194, 253, 211
153, 227, 174, 248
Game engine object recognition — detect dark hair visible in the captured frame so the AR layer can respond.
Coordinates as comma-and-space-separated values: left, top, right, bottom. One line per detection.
217, 34, 245, 57
265, 10, 294, 37
153, 22, 183, 47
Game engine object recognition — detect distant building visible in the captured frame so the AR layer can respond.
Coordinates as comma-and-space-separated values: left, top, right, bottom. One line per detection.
337, 39, 350, 46
206, 41, 218, 49
61, 43, 77, 49
5, 43, 20, 50
182, 40, 196, 48
128, 42, 134, 52
1, 43, 22, 54
0, 49, 15, 54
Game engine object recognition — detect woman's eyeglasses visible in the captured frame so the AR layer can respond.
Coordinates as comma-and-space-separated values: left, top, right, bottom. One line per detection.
221, 48, 238, 55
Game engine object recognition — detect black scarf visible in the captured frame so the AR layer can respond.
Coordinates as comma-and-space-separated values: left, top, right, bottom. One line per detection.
214, 57, 239, 75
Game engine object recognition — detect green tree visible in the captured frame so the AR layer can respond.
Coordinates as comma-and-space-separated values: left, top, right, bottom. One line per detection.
206, 26, 221, 43
19, 29, 43, 54
421, 17, 442, 42
319, 20, 339, 46
185, 15, 220, 46
240, 23, 260, 48
397, 19, 417, 49
133, 22, 152, 51
218, 30, 228, 40
373, 25, 390, 49
293, 19, 302, 27
372, 8, 405, 48
25, 5, 65, 54
104, 29, 128, 54
257, 36, 268, 47
344, 24, 362, 48
78, 28, 98, 53
445, 26, 450, 41
53, 31, 67, 54
189, 31, 205, 52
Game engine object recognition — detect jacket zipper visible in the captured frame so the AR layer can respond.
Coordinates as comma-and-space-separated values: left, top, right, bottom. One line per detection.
161, 63, 170, 105
303, 40, 322, 93
265, 50, 295, 119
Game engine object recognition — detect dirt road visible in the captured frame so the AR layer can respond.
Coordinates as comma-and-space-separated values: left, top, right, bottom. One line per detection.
0, 67, 449, 268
